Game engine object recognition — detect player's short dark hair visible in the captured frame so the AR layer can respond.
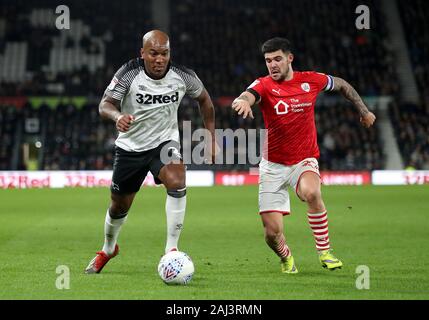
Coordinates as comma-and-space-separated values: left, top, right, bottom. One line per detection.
261, 37, 293, 55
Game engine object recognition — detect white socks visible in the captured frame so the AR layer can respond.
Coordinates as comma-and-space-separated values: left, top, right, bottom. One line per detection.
102, 210, 127, 256
165, 194, 186, 253
100, 194, 185, 256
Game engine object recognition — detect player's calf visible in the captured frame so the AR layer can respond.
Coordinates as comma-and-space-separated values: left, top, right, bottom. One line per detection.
265, 231, 298, 274
264, 229, 297, 273
265, 233, 291, 259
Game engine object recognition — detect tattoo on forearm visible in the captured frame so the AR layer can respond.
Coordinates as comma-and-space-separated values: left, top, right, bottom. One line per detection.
341, 81, 369, 116
237, 93, 251, 103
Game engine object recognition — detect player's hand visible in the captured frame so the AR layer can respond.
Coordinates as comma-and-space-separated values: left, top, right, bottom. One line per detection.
116, 114, 135, 132
232, 98, 254, 119
360, 111, 376, 128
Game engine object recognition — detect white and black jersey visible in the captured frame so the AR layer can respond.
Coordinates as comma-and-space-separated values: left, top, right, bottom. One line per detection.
104, 58, 204, 152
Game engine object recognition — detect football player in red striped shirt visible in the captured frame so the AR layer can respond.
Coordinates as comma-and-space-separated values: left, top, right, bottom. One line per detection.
232, 37, 376, 273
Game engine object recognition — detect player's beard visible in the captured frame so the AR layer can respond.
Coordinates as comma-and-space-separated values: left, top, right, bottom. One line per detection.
271, 64, 289, 81
278, 64, 292, 81
279, 64, 290, 81
274, 71, 286, 82
277, 73, 286, 81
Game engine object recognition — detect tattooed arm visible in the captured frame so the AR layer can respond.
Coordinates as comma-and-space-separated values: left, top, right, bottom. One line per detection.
332, 77, 376, 128
231, 91, 257, 119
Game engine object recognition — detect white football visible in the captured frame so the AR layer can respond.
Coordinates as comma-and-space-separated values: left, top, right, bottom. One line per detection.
158, 250, 194, 285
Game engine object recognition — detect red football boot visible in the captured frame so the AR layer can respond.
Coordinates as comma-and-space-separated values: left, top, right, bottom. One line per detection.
85, 245, 119, 274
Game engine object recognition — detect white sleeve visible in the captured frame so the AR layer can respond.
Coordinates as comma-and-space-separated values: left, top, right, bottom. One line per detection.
171, 65, 204, 99
105, 59, 140, 101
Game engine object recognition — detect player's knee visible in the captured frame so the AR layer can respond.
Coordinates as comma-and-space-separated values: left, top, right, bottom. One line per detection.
109, 202, 129, 217
264, 228, 282, 243
301, 188, 321, 204
164, 175, 186, 192
167, 187, 187, 198
159, 164, 186, 188
110, 194, 132, 216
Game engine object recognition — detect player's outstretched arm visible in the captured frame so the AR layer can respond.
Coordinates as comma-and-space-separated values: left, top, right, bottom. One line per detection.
231, 91, 256, 119
99, 94, 134, 132
332, 77, 376, 128
195, 88, 218, 163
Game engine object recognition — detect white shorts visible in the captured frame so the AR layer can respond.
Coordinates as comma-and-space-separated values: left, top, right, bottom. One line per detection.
258, 157, 320, 215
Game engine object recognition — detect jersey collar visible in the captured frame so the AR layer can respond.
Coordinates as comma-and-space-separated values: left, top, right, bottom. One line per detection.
139, 57, 172, 81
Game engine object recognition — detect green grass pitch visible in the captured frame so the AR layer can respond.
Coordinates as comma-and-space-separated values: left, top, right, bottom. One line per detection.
0, 185, 428, 300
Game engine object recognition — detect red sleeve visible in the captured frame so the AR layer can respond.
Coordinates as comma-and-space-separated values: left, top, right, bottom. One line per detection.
246, 78, 265, 102
308, 72, 335, 92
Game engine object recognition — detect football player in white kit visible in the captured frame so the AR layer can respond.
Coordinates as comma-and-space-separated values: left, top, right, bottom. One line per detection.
85, 30, 216, 273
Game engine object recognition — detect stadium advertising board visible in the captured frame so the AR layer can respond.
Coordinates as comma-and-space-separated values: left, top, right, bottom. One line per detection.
215, 171, 371, 186
372, 170, 429, 185
0, 171, 214, 189
215, 172, 260, 186
4, 170, 429, 188
320, 172, 371, 185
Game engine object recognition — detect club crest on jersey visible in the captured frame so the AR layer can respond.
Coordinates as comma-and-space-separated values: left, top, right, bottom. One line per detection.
108, 77, 119, 90
301, 83, 310, 92
111, 182, 120, 191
